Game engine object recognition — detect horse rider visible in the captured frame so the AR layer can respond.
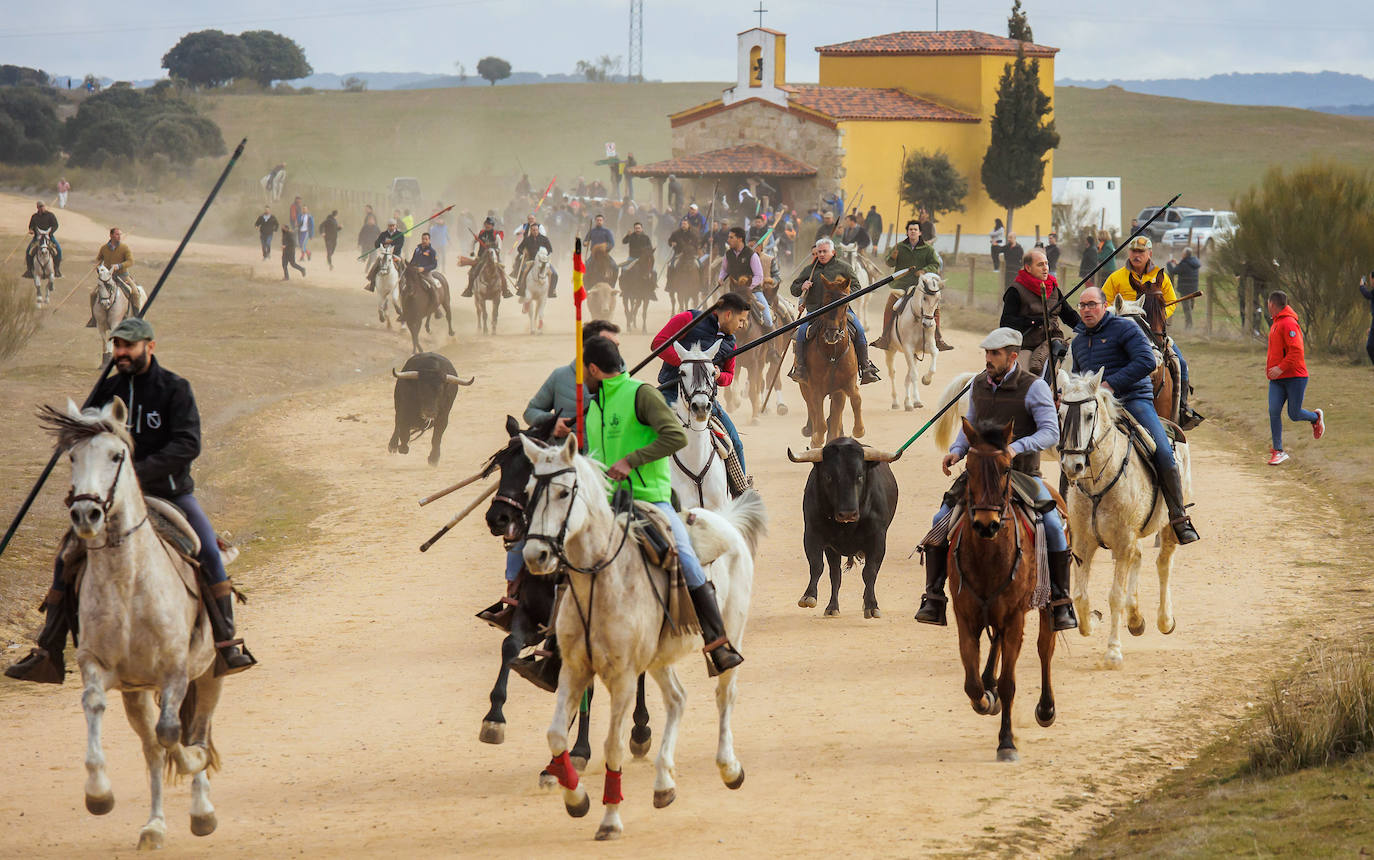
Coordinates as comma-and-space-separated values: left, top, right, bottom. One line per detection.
788, 236, 880, 385
24, 200, 63, 279
621, 221, 654, 271
1070, 286, 1201, 545
409, 232, 439, 297
364, 218, 406, 292
840, 212, 871, 252
478, 320, 622, 633
5, 318, 256, 685
685, 203, 707, 235
717, 227, 774, 330
89, 227, 138, 326
746, 214, 770, 248
873, 219, 947, 352
668, 216, 700, 261
513, 222, 557, 299
508, 336, 745, 688
1101, 236, 1202, 428
461, 216, 510, 298
653, 292, 752, 480
915, 326, 1078, 631
999, 248, 1081, 376
583, 213, 615, 253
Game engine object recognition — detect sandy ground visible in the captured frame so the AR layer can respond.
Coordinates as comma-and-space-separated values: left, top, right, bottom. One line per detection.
0, 191, 1343, 856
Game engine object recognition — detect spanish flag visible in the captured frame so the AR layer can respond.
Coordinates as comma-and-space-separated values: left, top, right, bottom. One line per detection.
572, 238, 587, 305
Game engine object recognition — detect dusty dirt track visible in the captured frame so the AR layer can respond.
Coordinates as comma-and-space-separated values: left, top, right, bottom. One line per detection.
0, 192, 1339, 857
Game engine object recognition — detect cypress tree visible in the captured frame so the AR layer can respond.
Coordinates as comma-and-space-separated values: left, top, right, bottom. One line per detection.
979, 45, 1059, 233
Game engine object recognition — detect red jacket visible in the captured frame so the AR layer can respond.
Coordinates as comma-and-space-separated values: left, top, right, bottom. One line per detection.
1266, 306, 1308, 379
653, 310, 736, 387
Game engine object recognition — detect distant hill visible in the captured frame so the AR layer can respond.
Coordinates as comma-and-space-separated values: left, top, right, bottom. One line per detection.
1058, 71, 1374, 114
52, 70, 646, 92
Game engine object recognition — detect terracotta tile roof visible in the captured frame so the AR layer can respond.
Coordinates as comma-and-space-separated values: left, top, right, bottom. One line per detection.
627, 144, 817, 178
780, 85, 978, 122
816, 30, 1058, 58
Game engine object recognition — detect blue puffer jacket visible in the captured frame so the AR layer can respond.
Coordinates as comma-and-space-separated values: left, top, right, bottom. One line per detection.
1070, 311, 1156, 403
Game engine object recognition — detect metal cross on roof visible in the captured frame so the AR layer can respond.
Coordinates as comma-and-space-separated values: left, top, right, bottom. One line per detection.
754, 2, 767, 28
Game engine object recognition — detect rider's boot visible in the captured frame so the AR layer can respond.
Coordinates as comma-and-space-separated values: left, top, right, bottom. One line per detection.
690, 581, 743, 676
22, 252, 33, 280
870, 293, 899, 351
206, 582, 256, 676
510, 634, 562, 693
855, 332, 881, 385
476, 578, 520, 632
4, 589, 70, 684
915, 546, 949, 626
1176, 371, 1204, 429
53, 255, 62, 278
461, 268, 476, 298
1048, 550, 1078, 631
935, 308, 954, 351
788, 348, 806, 382
1159, 465, 1200, 545
86, 293, 97, 328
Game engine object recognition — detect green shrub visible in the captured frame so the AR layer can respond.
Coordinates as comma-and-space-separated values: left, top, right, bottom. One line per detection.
0, 273, 41, 362
1247, 642, 1374, 774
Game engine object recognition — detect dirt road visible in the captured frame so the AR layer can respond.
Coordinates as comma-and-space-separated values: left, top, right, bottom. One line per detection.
0, 191, 1338, 856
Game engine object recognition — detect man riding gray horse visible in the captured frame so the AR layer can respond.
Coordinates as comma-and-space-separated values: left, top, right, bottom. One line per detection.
24, 200, 63, 279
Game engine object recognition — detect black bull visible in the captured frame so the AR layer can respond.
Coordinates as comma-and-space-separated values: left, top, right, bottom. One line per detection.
788, 437, 901, 618
388, 352, 474, 465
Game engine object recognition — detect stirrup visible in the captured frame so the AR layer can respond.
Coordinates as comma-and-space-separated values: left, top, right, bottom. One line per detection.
702, 637, 743, 677
214, 640, 257, 677
915, 593, 947, 626
788, 366, 804, 382
510, 650, 560, 693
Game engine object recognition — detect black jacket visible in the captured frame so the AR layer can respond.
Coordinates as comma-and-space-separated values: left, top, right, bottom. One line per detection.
91, 356, 202, 498
254, 213, 279, 235
29, 210, 58, 234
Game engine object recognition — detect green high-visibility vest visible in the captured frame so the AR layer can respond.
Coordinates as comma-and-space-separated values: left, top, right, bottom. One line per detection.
586, 373, 672, 504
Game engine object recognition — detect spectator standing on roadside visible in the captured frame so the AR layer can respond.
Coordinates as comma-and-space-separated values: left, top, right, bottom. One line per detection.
1079, 230, 1098, 280
57, 178, 70, 208
1360, 272, 1374, 366
1095, 230, 1117, 287
320, 210, 341, 270
1002, 232, 1024, 290
864, 205, 883, 252
1167, 247, 1202, 329
1045, 232, 1060, 276
1264, 290, 1325, 465
990, 218, 1006, 272
281, 226, 306, 280
253, 206, 279, 260
430, 217, 449, 272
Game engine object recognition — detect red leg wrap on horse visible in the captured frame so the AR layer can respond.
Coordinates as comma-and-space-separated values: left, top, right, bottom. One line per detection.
602, 769, 623, 806
547, 751, 579, 791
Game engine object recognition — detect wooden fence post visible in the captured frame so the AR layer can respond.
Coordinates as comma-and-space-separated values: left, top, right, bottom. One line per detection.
967, 256, 976, 306
951, 224, 962, 267
1206, 284, 1214, 336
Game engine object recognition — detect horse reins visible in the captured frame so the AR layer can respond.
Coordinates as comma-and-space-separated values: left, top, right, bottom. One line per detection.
1060, 396, 1159, 547
672, 358, 722, 508
64, 448, 148, 549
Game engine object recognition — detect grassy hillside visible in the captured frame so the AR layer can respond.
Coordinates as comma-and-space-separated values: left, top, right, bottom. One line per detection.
200, 82, 1374, 221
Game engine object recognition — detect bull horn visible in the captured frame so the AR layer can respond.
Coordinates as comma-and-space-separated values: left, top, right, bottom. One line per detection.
786, 447, 824, 463
392, 368, 421, 380
445, 374, 475, 386
862, 448, 903, 463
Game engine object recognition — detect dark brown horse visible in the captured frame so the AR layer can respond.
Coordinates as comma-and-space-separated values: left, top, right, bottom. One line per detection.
1115, 291, 1179, 424
400, 267, 454, 354
948, 418, 1057, 762
798, 273, 863, 449
620, 249, 657, 333
726, 274, 795, 423
666, 250, 705, 314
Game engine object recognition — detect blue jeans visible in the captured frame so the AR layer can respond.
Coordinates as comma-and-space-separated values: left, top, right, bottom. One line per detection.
653, 502, 706, 588
662, 385, 746, 473
1172, 343, 1189, 392
505, 540, 525, 582
52, 492, 226, 591
795, 308, 866, 356
751, 289, 774, 327
1123, 398, 1176, 472
1268, 377, 1318, 451
934, 477, 1067, 553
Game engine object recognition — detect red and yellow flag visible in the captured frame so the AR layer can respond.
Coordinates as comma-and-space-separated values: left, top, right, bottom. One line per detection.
573, 238, 586, 445
572, 238, 587, 305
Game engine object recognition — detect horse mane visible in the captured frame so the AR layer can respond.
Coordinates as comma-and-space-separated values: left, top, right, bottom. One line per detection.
969, 418, 1014, 451
480, 413, 559, 479
38, 403, 132, 451
1060, 371, 1123, 423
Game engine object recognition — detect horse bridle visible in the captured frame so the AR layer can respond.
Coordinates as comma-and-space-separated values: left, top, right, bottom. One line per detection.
672, 358, 721, 507
522, 467, 633, 577
966, 455, 1013, 515
64, 448, 147, 549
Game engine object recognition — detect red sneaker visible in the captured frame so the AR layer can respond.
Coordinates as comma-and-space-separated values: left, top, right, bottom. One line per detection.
1312, 409, 1325, 440
1267, 449, 1290, 466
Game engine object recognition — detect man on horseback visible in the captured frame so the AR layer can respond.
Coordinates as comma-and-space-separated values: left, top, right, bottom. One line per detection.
653, 292, 752, 482
1102, 237, 1201, 428
462, 216, 510, 298
89, 227, 139, 325
669, 216, 700, 257
408, 232, 441, 299
915, 327, 1078, 631
999, 248, 1080, 376
1070, 287, 1201, 545
788, 237, 880, 384
583, 213, 615, 252
513, 222, 558, 299
24, 200, 63, 279
873, 220, 947, 352
6, 318, 255, 684
716, 227, 774, 330
364, 218, 406, 292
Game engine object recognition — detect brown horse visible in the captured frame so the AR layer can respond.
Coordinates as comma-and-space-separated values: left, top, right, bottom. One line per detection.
400, 266, 454, 354
1114, 292, 1179, 424
948, 418, 1057, 762
725, 274, 794, 423
798, 273, 863, 449
620, 249, 657, 333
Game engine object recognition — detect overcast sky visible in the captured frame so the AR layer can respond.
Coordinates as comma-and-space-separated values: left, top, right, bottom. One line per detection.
7, 0, 1371, 84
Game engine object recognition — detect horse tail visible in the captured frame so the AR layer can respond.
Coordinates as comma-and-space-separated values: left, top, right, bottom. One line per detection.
721, 489, 769, 556
933, 371, 976, 451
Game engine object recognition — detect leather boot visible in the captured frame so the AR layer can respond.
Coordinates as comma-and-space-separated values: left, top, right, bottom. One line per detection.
54, 257, 63, 278
206, 584, 256, 676
854, 334, 881, 384
462, 269, 476, 297
510, 635, 562, 693
870, 293, 899, 351
1158, 466, 1200, 545
4, 589, 69, 684
477, 578, 521, 632
915, 546, 949, 625
935, 308, 954, 351
690, 581, 743, 676
1048, 550, 1078, 631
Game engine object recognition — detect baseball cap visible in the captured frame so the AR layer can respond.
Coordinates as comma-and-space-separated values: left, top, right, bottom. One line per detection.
110, 318, 154, 342
1128, 236, 1152, 251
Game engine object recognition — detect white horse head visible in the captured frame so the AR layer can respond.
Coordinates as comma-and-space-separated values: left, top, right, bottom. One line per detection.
44, 398, 139, 542
1055, 367, 1117, 480
535, 247, 550, 267
917, 272, 943, 326
673, 340, 723, 424
519, 433, 610, 575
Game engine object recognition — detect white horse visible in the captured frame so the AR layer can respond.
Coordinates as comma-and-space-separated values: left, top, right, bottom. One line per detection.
92, 265, 146, 365
522, 247, 552, 334
1056, 369, 1190, 669
375, 248, 404, 328
259, 169, 285, 201
881, 272, 944, 411
833, 240, 872, 327
32, 228, 56, 305
520, 434, 765, 841
670, 341, 731, 512
40, 398, 226, 850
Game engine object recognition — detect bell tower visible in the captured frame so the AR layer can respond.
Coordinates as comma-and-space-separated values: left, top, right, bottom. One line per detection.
723, 28, 787, 107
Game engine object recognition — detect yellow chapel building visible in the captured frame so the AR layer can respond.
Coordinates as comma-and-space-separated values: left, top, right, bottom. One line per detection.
630, 28, 1058, 248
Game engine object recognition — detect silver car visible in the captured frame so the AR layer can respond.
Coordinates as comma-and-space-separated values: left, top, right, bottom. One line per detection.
1162, 210, 1237, 254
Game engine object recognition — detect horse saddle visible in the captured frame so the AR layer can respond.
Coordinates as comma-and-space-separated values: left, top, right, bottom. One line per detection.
625, 500, 702, 638
893, 285, 918, 319
804, 317, 860, 344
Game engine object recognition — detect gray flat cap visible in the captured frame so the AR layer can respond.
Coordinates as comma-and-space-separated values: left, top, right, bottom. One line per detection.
110, 318, 155, 342
979, 327, 1023, 349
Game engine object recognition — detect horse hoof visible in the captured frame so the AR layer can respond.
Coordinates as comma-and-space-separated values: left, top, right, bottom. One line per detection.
595, 824, 624, 840
539, 770, 558, 790
86, 793, 115, 815
864, 606, 882, 619
798, 595, 817, 609
629, 737, 652, 758
570, 755, 589, 772
891, 403, 900, 411
1127, 617, 1146, 637
565, 789, 591, 818
1104, 651, 1124, 670
653, 788, 677, 808
479, 721, 505, 745
190, 811, 218, 837
137, 827, 164, 850
824, 606, 840, 617
1036, 703, 1056, 728
1160, 617, 1177, 635
723, 765, 745, 790
777, 404, 788, 416
996, 748, 1020, 763
904, 404, 915, 412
